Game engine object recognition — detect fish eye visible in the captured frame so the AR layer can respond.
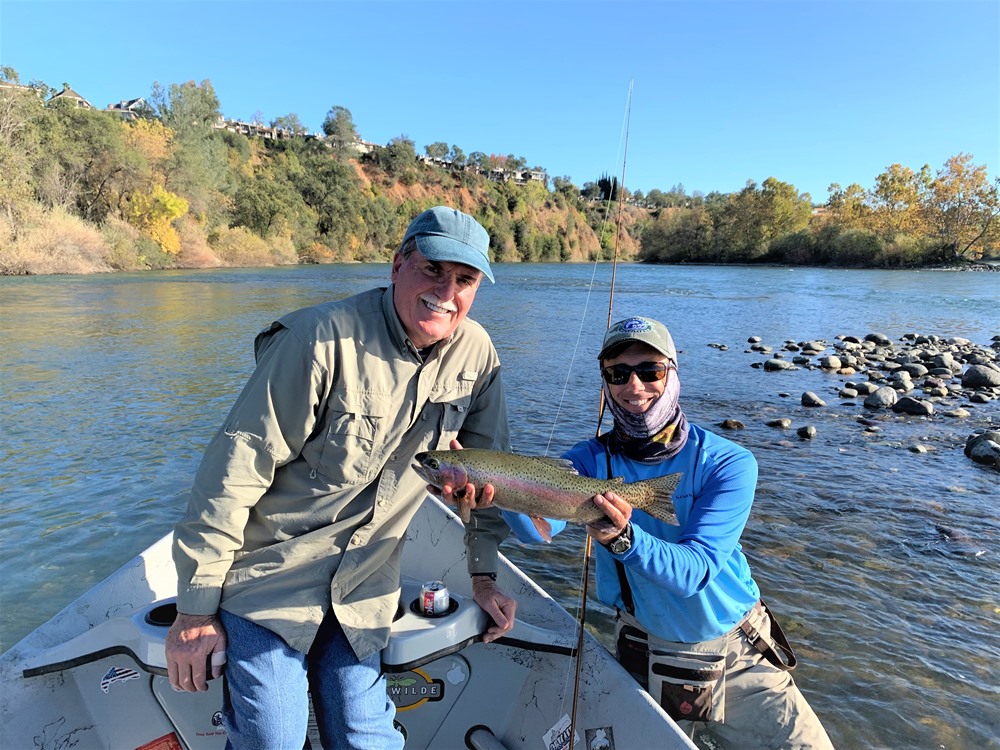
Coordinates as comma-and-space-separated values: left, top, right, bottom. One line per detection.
426, 458, 439, 469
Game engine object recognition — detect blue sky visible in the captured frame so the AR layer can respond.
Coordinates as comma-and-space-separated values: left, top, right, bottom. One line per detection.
2, 0, 997, 203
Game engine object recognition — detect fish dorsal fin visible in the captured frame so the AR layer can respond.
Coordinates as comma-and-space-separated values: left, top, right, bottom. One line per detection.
532, 456, 579, 474
608, 475, 626, 485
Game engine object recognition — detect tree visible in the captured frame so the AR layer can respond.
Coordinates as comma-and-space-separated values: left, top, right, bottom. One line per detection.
151, 80, 226, 221
0, 67, 45, 225
825, 182, 869, 230
924, 153, 1000, 260
151, 79, 220, 135
35, 105, 138, 222
552, 176, 578, 200
271, 113, 308, 136
321, 106, 357, 156
713, 178, 810, 261
128, 184, 189, 254
449, 145, 466, 167
867, 162, 930, 238
645, 189, 667, 207
640, 206, 714, 262
425, 142, 449, 161
374, 135, 417, 180
597, 173, 618, 202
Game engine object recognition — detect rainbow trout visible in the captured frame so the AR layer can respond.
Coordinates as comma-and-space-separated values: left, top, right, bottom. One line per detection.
413, 449, 680, 541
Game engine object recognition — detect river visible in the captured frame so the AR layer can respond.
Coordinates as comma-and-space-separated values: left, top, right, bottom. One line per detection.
1, 263, 998, 748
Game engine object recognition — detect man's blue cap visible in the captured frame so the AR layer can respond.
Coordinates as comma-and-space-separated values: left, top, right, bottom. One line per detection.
402, 206, 494, 283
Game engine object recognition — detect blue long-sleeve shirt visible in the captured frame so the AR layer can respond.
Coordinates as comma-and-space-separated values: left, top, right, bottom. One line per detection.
502, 423, 760, 642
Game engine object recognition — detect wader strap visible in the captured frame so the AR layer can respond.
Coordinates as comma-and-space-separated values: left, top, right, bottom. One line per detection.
739, 600, 797, 671
598, 432, 635, 616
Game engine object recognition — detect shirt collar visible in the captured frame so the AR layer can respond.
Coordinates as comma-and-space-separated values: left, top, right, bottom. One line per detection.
381, 285, 457, 362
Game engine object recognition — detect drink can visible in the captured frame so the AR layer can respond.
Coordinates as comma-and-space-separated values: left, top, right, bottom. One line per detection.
420, 580, 450, 616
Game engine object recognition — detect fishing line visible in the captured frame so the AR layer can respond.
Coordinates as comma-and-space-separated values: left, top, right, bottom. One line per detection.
532, 80, 634, 747
542, 80, 635, 460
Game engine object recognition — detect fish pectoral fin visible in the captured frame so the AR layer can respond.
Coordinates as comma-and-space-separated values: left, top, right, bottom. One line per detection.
530, 516, 553, 543
589, 517, 617, 535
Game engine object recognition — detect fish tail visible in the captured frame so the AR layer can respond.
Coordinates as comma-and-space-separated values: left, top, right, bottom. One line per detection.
642, 472, 681, 524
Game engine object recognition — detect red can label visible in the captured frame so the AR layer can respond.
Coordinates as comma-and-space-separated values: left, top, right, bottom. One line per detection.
420, 581, 449, 615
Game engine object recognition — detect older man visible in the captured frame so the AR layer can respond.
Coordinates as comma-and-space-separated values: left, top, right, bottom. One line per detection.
166, 206, 514, 749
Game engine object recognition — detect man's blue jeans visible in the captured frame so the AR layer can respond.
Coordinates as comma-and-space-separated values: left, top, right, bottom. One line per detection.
219, 609, 404, 750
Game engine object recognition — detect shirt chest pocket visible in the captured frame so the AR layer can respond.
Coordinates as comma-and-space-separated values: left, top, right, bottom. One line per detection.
318, 392, 391, 485
429, 386, 473, 450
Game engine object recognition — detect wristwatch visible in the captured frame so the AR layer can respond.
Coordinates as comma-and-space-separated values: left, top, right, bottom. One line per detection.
604, 523, 633, 555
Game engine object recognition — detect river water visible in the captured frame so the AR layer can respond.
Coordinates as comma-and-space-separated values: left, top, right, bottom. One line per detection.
1, 263, 998, 748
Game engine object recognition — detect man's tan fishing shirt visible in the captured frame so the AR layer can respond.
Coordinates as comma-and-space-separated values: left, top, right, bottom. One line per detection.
172, 285, 511, 660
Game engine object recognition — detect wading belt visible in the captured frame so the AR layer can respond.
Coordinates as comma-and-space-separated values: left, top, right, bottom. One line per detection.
598, 433, 796, 672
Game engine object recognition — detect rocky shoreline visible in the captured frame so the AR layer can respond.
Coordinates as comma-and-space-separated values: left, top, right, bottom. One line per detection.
710, 332, 1000, 471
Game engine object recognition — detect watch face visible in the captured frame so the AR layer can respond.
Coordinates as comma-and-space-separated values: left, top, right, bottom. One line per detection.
610, 534, 630, 554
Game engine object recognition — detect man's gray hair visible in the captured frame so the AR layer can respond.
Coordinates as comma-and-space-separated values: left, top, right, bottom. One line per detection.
399, 237, 419, 259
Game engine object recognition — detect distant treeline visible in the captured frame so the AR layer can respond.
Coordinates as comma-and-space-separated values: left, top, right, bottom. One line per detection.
1, 68, 997, 275
637, 164, 999, 267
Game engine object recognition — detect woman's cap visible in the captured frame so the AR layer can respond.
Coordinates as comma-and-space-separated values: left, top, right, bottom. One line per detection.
402, 206, 494, 283
599, 316, 677, 362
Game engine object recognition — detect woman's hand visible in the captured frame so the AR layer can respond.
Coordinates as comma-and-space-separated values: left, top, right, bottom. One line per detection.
586, 491, 633, 544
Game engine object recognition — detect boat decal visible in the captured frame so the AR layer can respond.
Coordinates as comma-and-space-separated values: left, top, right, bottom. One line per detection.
386, 668, 444, 711
135, 733, 184, 750
99, 665, 139, 693
543, 713, 580, 750
584, 726, 616, 749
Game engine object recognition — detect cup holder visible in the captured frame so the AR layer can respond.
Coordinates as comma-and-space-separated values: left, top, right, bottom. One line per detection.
408, 598, 459, 618
144, 602, 179, 627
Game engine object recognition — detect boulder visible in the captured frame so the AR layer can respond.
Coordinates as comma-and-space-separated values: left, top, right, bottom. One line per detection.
962, 364, 1000, 389
865, 333, 892, 346
943, 408, 971, 418
865, 386, 899, 409
892, 397, 935, 416
801, 392, 826, 407
964, 431, 1000, 470
850, 381, 880, 395
819, 355, 843, 370
763, 358, 798, 371
900, 362, 929, 378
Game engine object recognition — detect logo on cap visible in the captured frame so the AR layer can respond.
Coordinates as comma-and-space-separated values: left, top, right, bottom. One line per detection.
619, 318, 652, 333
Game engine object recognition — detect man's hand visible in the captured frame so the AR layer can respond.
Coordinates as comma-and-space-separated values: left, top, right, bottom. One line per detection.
586, 491, 633, 545
166, 612, 227, 693
428, 439, 497, 522
471, 577, 517, 643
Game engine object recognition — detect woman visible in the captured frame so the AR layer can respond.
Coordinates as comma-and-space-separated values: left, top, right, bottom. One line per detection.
503, 316, 834, 749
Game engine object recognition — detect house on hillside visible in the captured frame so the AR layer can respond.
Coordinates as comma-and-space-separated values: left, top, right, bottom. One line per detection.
0, 80, 43, 99
48, 84, 93, 109
105, 97, 148, 120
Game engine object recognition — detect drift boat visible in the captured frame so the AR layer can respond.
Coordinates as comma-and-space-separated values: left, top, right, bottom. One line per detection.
0, 496, 694, 750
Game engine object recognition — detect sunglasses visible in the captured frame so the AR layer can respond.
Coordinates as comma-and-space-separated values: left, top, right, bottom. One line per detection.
601, 362, 671, 385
